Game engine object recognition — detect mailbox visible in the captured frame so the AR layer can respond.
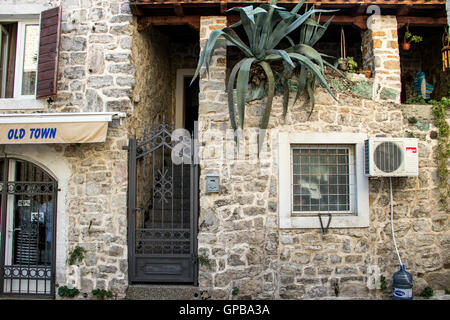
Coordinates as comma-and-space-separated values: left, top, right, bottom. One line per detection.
205, 174, 220, 193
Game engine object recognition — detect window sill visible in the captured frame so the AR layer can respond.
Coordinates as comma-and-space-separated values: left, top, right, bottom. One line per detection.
0, 98, 46, 110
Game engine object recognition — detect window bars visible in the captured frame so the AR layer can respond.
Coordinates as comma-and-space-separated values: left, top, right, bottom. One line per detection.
291, 144, 357, 215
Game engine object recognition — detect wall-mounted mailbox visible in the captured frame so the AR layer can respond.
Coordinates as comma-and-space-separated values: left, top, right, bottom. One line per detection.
206, 174, 220, 193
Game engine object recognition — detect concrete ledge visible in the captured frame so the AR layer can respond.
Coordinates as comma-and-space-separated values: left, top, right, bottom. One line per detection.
126, 285, 202, 300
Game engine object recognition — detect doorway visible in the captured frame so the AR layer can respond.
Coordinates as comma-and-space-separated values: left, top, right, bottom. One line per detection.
0, 157, 57, 297
175, 69, 199, 133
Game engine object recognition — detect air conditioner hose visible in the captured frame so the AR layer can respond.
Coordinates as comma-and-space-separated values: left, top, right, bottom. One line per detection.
389, 177, 403, 267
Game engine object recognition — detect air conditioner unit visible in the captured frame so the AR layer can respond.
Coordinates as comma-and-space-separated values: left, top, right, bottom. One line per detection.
365, 138, 419, 177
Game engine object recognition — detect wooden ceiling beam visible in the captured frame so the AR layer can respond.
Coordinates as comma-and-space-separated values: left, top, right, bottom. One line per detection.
174, 4, 184, 17
136, 14, 447, 32
397, 5, 412, 16
137, 16, 200, 32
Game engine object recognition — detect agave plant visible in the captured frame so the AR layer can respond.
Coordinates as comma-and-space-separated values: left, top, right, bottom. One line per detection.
192, 0, 338, 134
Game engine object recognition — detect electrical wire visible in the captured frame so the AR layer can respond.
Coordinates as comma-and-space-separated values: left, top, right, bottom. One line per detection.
389, 177, 403, 267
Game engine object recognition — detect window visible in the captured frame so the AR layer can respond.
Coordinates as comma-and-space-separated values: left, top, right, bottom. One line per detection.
0, 6, 61, 108
279, 132, 369, 229
0, 20, 39, 98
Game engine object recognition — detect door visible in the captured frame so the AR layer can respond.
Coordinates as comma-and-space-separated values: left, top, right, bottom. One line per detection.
127, 122, 199, 284
0, 157, 57, 297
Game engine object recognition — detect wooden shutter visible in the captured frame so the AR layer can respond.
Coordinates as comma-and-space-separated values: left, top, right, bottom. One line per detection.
36, 6, 61, 99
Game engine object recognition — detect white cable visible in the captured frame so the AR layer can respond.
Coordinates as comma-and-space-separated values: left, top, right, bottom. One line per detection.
389, 177, 403, 267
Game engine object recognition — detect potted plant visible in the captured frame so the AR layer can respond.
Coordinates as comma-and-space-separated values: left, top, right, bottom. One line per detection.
191, 0, 340, 139
402, 30, 423, 51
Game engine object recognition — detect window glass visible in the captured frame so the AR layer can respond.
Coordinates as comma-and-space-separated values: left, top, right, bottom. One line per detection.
0, 25, 9, 97
292, 145, 354, 213
21, 24, 39, 96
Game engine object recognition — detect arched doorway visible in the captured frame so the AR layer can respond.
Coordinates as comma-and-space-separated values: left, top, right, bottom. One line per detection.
0, 157, 57, 297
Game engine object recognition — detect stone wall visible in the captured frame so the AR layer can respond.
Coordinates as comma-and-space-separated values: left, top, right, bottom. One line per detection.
362, 15, 401, 104
0, 0, 134, 298
197, 17, 449, 300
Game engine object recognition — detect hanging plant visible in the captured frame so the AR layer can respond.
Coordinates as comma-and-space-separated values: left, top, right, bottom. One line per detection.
402, 25, 422, 51
192, 0, 338, 138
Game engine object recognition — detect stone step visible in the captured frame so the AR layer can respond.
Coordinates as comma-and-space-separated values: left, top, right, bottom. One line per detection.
126, 285, 202, 300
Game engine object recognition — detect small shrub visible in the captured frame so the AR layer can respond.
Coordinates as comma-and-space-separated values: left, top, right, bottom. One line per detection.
68, 246, 86, 265
345, 57, 358, 73
92, 289, 114, 300
445, 288, 450, 295
58, 286, 80, 298
198, 253, 210, 266
232, 287, 239, 296
380, 275, 387, 291
419, 286, 434, 299
408, 117, 418, 124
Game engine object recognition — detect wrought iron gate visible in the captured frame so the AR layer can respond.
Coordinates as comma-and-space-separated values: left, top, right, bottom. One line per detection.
127, 122, 198, 284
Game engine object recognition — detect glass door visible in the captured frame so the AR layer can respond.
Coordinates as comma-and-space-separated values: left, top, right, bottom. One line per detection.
1, 158, 57, 296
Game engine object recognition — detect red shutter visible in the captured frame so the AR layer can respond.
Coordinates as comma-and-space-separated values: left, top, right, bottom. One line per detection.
36, 6, 61, 99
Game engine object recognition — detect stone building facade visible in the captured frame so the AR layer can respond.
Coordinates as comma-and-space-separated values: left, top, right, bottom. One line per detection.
0, 0, 448, 300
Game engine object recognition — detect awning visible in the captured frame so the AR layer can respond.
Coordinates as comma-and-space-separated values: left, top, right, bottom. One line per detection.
0, 112, 126, 144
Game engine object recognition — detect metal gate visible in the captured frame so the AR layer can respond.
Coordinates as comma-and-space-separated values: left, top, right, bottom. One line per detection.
127, 122, 198, 284
0, 157, 57, 297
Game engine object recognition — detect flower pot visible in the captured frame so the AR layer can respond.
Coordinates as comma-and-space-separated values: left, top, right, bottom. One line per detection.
338, 58, 348, 71
402, 42, 411, 51
360, 69, 372, 78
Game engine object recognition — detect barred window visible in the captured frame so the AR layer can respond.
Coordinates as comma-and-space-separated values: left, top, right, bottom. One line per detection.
278, 132, 369, 229
291, 145, 356, 214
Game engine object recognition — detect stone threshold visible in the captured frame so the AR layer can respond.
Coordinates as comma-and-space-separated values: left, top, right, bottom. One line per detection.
126, 284, 202, 300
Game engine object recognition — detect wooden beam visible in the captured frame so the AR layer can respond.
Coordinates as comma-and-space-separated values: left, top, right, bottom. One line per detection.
174, 3, 184, 17
397, 5, 412, 16
220, 2, 228, 14
137, 16, 200, 32
130, 4, 144, 17
397, 16, 447, 28
352, 4, 368, 17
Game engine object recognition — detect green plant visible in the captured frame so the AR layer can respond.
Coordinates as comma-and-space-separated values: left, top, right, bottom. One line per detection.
404, 31, 423, 45
333, 281, 340, 297
445, 288, 450, 295
380, 275, 387, 291
345, 57, 358, 73
429, 97, 450, 210
198, 253, 211, 266
405, 96, 427, 105
407, 116, 418, 124
232, 287, 239, 296
192, 0, 338, 140
68, 246, 86, 265
92, 289, 114, 300
419, 286, 434, 299
58, 286, 80, 298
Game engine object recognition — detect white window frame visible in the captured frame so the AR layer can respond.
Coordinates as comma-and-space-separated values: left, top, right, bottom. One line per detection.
0, 16, 44, 110
279, 132, 369, 229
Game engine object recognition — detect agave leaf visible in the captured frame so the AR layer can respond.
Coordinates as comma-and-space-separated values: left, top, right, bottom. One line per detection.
257, 1, 276, 52
291, 44, 325, 72
287, 52, 337, 101
227, 60, 244, 133
228, 6, 258, 45
322, 59, 345, 78
236, 58, 256, 129
258, 61, 275, 130
291, 0, 307, 14
282, 78, 290, 118
267, 49, 295, 68
308, 16, 334, 46
293, 66, 307, 105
